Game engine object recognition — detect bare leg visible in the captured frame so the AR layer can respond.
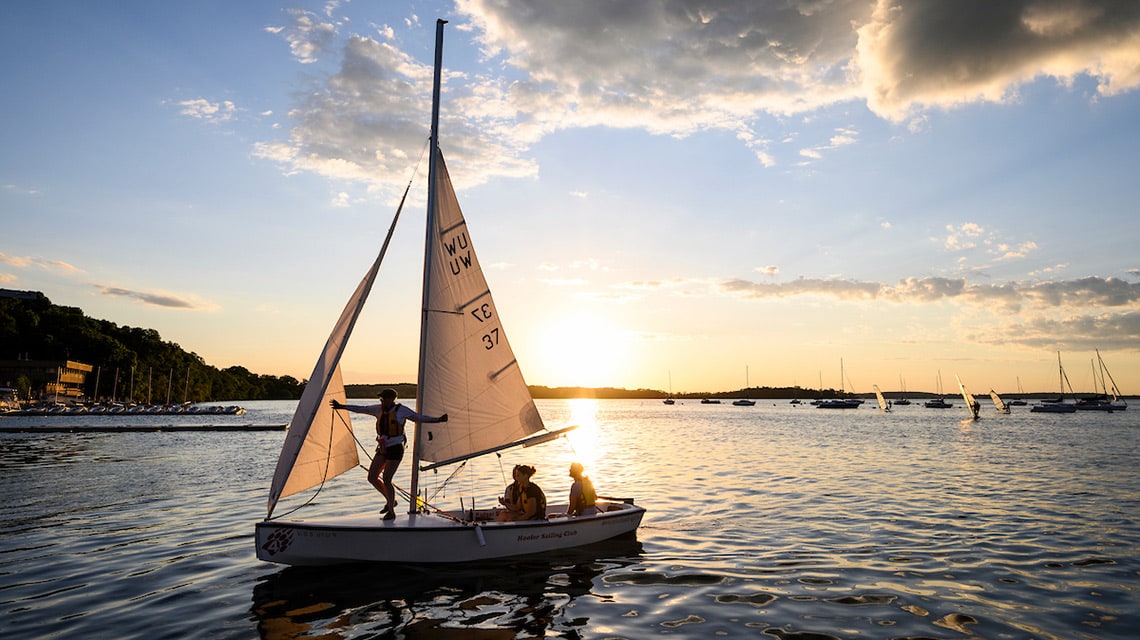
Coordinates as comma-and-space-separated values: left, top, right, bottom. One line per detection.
381, 457, 401, 512
367, 452, 387, 496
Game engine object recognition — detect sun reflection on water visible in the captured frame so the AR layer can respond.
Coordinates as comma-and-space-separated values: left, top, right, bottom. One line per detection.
562, 398, 600, 468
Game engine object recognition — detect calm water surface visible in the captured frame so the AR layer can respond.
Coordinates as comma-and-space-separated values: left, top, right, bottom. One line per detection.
1, 399, 1138, 638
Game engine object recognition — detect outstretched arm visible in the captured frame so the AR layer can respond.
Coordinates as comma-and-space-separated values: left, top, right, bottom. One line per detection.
328, 400, 379, 416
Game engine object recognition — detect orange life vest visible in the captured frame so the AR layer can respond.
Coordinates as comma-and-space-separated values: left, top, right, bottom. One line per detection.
376, 404, 405, 438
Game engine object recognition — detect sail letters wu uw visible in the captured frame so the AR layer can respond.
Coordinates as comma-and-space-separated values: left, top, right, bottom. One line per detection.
416, 152, 545, 468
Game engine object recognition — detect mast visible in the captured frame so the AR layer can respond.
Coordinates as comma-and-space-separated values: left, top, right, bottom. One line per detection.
410, 18, 447, 511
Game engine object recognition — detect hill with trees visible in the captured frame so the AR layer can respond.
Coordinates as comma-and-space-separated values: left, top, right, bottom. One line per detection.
0, 291, 303, 402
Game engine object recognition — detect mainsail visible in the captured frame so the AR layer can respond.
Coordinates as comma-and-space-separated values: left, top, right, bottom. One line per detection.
415, 152, 546, 470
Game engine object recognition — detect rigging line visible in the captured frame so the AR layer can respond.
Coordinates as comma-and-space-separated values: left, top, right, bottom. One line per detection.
427, 459, 468, 502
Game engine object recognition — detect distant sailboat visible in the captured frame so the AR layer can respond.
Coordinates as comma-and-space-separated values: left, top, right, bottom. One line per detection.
955, 374, 980, 420
872, 384, 891, 412
924, 371, 953, 409
817, 359, 860, 409
1007, 377, 1028, 406
1031, 352, 1077, 413
1098, 349, 1127, 411
732, 366, 756, 406
663, 372, 675, 405
989, 389, 1010, 414
1075, 350, 1128, 411
893, 375, 912, 405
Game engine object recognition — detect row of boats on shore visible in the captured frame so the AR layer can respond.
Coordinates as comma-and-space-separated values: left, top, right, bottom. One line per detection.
1, 401, 246, 417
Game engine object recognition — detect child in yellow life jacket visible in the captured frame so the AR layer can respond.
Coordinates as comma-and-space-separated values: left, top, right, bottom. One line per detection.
330, 388, 448, 519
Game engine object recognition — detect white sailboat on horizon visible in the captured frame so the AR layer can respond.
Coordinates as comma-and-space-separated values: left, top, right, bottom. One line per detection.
255, 20, 644, 566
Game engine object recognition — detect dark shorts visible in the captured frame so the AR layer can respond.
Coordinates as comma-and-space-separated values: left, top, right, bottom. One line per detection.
380, 443, 404, 461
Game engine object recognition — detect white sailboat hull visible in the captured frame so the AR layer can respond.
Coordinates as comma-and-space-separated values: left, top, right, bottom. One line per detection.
256, 500, 645, 566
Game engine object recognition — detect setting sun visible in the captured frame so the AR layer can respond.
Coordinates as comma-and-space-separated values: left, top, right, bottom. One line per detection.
530, 311, 631, 388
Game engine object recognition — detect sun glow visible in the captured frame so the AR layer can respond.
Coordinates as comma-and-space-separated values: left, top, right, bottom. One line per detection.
532, 311, 631, 387
562, 398, 600, 467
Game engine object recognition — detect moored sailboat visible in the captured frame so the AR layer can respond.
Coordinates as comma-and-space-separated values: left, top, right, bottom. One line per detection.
732, 366, 757, 406
923, 371, 953, 409
255, 21, 644, 566
1031, 352, 1076, 413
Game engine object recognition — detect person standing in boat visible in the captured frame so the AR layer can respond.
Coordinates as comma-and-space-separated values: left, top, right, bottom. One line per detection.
497, 464, 547, 521
566, 462, 598, 517
330, 388, 447, 519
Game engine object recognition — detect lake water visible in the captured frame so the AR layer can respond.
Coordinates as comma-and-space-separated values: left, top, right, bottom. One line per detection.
2, 398, 1138, 639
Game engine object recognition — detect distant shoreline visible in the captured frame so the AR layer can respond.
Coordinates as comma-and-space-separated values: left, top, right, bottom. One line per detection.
344, 383, 1128, 402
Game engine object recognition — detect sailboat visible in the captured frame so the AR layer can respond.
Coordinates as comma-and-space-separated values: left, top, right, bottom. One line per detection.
1007, 377, 1028, 406
732, 366, 756, 406
988, 389, 1010, 414
955, 374, 980, 420
255, 21, 644, 566
1030, 352, 1077, 413
817, 358, 860, 409
1098, 349, 1127, 411
893, 375, 912, 405
923, 371, 953, 408
1075, 350, 1128, 411
663, 372, 675, 405
872, 384, 891, 412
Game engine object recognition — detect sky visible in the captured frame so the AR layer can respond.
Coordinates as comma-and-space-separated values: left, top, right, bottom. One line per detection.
3, 0, 1140, 397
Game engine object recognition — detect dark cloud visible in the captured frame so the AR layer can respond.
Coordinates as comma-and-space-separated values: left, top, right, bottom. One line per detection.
858, 0, 1140, 118
256, 1, 1140, 184
719, 274, 1140, 311
97, 286, 204, 310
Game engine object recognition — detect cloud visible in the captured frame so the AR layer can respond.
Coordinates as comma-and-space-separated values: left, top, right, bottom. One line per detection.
717, 274, 1140, 313
96, 286, 217, 311
856, 0, 1140, 120
177, 98, 237, 123
266, 8, 339, 64
3, 183, 41, 196
0, 252, 81, 274
257, 1, 1140, 189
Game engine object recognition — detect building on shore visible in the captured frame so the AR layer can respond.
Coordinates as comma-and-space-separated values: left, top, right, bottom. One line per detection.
0, 359, 94, 402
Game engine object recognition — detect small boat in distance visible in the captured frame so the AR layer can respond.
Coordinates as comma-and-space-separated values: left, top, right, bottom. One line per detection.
732, 366, 757, 406
893, 375, 912, 405
1031, 352, 1077, 413
1074, 350, 1128, 411
924, 371, 953, 408
1007, 377, 1028, 406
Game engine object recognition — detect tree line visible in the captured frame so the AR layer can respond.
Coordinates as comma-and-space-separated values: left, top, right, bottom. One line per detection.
0, 292, 304, 402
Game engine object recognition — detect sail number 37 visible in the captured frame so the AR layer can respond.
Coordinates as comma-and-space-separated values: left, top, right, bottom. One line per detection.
471, 303, 500, 350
